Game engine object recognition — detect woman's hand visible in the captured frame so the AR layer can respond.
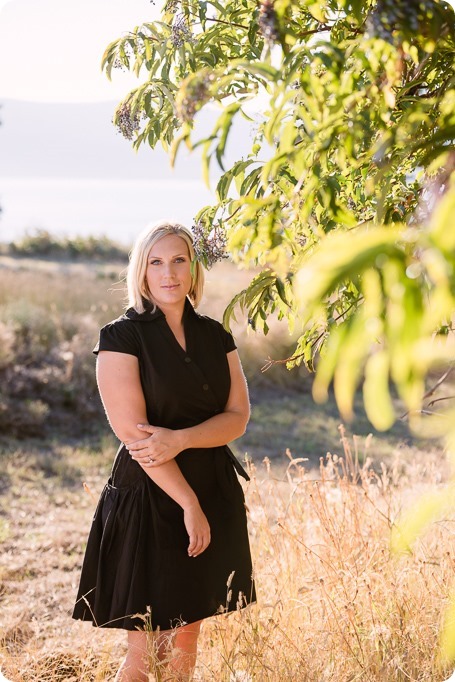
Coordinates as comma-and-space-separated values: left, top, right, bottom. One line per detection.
126, 424, 183, 467
183, 502, 211, 557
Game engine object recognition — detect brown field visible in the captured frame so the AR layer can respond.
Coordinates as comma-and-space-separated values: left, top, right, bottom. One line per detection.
1, 255, 454, 680
0, 433, 453, 681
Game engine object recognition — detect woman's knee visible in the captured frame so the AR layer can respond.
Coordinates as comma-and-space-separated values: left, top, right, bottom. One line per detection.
174, 619, 203, 649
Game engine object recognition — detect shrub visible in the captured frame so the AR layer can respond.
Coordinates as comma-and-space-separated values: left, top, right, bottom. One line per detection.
7, 230, 129, 262
0, 321, 15, 369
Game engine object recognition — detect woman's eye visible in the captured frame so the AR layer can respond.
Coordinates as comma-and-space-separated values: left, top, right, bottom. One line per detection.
175, 257, 186, 263
149, 260, 161, 265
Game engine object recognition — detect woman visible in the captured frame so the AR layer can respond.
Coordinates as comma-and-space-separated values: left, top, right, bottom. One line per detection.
72, 221, 256, 681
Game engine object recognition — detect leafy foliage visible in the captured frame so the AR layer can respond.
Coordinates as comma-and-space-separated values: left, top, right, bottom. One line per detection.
102, 0, 455, 435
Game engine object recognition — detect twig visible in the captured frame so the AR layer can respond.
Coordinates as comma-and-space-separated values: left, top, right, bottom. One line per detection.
297, 24, 333, 38
426, 395, 455, 408
224, 205, 243, 222
400, 365, 454, 419
261, 297, 363, 372
206, 16, 249, 30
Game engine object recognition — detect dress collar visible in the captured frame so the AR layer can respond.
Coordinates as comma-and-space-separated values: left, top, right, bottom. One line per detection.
123, 296, 198, 322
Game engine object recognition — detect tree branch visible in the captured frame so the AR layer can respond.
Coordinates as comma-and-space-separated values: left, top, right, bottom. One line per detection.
426, 395, 455, 409
261, 297, 363, 372
400, 365, 454, 420
206, 16, 249, 30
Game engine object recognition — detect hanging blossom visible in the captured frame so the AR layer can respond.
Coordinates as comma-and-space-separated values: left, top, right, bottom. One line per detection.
192, 222, 228, 269
258, 0, 280, 44
176, 71, 214, 122
114, 102, 141, 140
171, 13, 195, 48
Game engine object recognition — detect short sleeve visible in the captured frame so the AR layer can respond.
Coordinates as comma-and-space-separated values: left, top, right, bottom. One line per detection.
219, 324, 237, 353
93, 320, 140, 357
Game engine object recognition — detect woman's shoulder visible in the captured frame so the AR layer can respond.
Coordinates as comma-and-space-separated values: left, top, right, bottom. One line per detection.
95, 313, 143, 356
101, 305, 164, 330
194, 310, 222, 326
193, 310, 226, 333
100, 313, 132, 331
193, 311, 237, 352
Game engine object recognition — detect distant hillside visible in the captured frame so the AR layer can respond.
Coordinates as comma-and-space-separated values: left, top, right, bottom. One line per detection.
0, 99, 252, 180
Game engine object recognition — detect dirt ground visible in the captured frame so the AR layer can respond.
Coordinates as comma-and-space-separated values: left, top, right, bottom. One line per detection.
0, 445, 127, 680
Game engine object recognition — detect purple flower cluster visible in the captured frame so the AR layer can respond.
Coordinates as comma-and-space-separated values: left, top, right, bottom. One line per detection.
112, 57, 126, 71
171, 13, 194, 48
258, 0, 279, 44
177, 75, 212, 122
366, 0, 433, 43
192, 222, 228, 269
115, 102, 141, 141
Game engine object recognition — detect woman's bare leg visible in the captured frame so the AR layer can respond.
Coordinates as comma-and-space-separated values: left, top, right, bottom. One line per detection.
154, 620, 202, 681
114, 620, 202, 681
114, 631, 149, 682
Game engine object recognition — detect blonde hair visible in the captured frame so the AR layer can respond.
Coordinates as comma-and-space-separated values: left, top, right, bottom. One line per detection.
127, 220, 205, 313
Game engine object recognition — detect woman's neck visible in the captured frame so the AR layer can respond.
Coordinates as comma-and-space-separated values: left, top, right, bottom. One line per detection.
159, 301, 185, 327
162, 304, 187, 351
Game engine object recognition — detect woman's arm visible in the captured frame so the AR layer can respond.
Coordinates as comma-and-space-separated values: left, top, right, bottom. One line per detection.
96, 350, 210, 557
127, 350, 250, 467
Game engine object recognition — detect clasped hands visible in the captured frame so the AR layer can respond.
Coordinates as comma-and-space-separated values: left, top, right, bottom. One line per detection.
127, 424, 211, 557
127, 424, 183, 468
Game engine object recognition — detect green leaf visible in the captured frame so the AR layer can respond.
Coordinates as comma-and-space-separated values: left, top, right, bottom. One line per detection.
296, 227, 403, 319
101, 39, 120, 78
313, 323, 350, 404
202, 139, 212, 188
170, 126, 191, 167
391, 485, 455, 553
429, 187, 455, 253
103, 0, 455, 441
363, 351, 395, 431
333, 317, 368, 420
214, 102, 242, 169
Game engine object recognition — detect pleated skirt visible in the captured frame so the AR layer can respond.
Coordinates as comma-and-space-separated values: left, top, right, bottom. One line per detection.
72, 445, 256, 630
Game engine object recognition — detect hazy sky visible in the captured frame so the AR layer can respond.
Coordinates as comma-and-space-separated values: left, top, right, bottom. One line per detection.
2, 0, 454, 104
0, 0, 159, 102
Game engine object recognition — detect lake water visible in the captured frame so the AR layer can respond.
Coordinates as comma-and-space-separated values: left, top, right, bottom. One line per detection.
0, 177, 215, 245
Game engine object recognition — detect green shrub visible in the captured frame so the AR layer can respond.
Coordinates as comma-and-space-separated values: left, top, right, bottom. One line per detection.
0, 321, 15, 369
7, 230, 129, 262
0, 300, 62, 360
0, 394, 50, 437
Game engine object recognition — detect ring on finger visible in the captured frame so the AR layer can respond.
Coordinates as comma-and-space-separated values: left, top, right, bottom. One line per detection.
147, 456, 153, 464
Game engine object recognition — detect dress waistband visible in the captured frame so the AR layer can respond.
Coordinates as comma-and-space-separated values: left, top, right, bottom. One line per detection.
224, 446, 250, 481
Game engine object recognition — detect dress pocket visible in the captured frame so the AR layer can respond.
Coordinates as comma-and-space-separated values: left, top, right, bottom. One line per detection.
101, 483, 118, 528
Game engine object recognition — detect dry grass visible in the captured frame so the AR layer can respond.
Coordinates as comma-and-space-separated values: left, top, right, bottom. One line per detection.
0, 430, 454, 681
1, 254, 452, 679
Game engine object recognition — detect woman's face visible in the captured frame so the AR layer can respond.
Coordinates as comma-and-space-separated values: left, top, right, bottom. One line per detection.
145, 234, 192, 313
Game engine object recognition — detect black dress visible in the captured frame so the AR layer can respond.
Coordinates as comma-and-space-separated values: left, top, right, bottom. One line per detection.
72, 298, 256, 631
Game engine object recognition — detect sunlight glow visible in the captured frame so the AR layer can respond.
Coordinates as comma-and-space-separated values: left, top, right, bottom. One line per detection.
0, 0, 159, 103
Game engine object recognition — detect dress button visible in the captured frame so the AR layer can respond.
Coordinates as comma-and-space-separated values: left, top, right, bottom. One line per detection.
185, 357, 191, 363
202, 384, 209, 391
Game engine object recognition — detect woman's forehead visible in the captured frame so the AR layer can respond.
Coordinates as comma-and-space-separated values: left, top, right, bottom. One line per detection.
148, 233, 190, 256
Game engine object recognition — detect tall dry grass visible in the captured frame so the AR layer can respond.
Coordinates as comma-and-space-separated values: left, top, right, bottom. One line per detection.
1, 431, 453, 681
1, 252, 451, 679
